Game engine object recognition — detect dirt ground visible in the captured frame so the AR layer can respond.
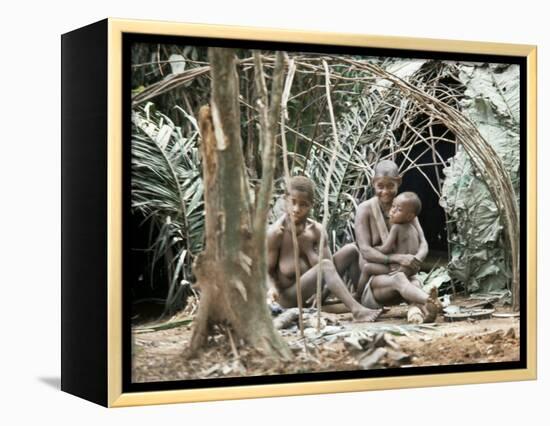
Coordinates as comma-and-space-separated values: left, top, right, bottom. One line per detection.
132, 295, 520, 383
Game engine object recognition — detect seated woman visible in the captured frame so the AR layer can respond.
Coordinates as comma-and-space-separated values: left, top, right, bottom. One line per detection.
355, 160, 440, 323
267, 176, 380, 322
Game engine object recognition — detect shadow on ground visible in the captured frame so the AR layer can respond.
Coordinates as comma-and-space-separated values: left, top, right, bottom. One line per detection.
38, 377, 60, 390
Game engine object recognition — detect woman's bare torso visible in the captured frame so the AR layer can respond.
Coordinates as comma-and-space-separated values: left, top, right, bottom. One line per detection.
275, 218, 321, 290
365, 197, 388, 248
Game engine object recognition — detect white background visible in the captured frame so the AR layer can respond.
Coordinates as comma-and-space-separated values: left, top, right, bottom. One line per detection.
1, 0, 546, 424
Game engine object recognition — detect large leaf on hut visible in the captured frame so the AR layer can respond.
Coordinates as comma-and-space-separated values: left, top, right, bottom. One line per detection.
440, 63, 520, 293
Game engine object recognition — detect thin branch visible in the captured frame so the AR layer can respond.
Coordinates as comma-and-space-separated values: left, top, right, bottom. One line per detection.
315, 60, 342, 331
279, 57, 305, 339
253, 51, 285, 237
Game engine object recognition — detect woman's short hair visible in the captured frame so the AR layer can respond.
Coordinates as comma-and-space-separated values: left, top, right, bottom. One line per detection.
288, 176, 315, 202
373, 160, 399, 178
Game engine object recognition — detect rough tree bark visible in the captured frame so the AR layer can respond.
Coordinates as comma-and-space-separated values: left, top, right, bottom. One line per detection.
188, 48, 291, 360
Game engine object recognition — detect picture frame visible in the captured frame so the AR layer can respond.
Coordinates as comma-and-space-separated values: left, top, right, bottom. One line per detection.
61, 18, 537, 407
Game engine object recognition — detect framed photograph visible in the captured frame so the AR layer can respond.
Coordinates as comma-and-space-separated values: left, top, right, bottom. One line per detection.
61, 18, 537, 407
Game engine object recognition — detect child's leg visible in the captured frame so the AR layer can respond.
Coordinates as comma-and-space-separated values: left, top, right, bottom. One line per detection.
356, 263, 391, 301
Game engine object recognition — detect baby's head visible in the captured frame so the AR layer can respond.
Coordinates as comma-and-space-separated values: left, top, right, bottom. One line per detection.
389, 191, 421, 224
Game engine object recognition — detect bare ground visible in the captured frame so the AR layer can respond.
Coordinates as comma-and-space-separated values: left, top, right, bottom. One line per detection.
132, 296, 520, 383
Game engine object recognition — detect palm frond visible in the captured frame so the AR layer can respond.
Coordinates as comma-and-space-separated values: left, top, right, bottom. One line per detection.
131, 106, 204, 315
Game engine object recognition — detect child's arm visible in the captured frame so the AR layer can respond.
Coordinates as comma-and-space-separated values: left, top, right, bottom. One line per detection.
377, 225, 398, 254
412, 217, 428, 262
355, 262, 392, 301
365, 263, 392, 275
394, 265, 417, 277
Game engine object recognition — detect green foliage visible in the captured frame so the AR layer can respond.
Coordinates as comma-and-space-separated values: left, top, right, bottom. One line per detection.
440, 63, 520, 293
305, 92, 398, 247
130, 46, 519, 312
132, 103, 204, 315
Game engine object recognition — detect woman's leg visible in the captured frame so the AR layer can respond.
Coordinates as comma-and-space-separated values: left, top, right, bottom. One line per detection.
370, 272, 429, 307
332, 243, 361, 285
280, 259, 380, 321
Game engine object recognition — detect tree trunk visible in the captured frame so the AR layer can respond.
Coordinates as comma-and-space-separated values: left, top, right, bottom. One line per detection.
245, 68, 259, 180
188, 48, 291, 360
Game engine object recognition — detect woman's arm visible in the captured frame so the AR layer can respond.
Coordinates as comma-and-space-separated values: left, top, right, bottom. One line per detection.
355, 202, 382, 261
305, 223, 332, 268
266, 219, 284, 289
